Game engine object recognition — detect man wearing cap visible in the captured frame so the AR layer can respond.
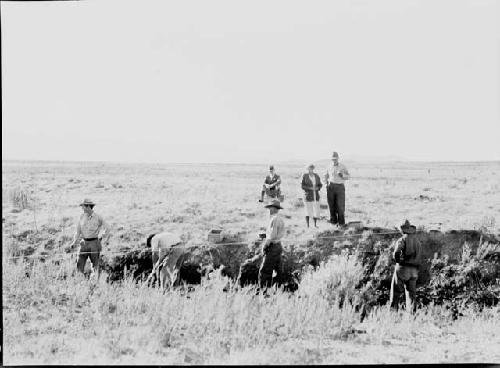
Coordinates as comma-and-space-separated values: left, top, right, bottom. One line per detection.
70, 199, 111, 276
325, 151, 350, 227
259, 199, 285, 288
259, 165, 282, 203
389, 220, 423, 313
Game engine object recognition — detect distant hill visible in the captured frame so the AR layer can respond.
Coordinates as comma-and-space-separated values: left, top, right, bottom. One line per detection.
276, 154, 408, 167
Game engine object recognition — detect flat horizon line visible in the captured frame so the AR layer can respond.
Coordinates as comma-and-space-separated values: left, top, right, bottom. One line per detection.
3, 157, 500, 166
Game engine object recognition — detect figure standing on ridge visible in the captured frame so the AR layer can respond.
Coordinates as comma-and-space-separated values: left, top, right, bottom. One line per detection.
259, 165, 282, 203
325, 151, 350, 227
301, 164, 323, 228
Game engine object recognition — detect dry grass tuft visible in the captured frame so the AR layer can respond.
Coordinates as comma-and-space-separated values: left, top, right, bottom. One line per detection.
9, 187, 33, 210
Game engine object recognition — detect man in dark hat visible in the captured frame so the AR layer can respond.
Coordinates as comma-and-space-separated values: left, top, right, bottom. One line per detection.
325, 151, 350, 227
259, 165, 282, 203
389, 219, 423, 313
70, 198, 111, 276
258, 199, 285, 288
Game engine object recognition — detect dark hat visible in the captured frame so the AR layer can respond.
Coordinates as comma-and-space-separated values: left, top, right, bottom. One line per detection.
79, 198, 96, 206
307, 163, 315, 170
332, 151, 339, 158
269, 165, 275, 170
264, 199, 283, 210
399, 219, 416, 233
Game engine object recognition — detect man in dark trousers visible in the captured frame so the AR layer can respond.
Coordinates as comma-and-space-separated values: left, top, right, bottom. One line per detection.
389, 220, 423, 313
258, 199, 285, 289
325, 151, 350, 226
259, 165, 282, 203
70, 198, 111, 277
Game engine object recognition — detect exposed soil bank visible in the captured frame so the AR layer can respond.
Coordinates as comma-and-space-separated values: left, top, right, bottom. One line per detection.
102, 227, 499, 290
9, 225, 499, 308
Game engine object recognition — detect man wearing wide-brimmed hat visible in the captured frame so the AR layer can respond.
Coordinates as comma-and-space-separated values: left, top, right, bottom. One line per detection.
389, 219, 423, 313
259, 199, 286, 288
70, 198, 111, 276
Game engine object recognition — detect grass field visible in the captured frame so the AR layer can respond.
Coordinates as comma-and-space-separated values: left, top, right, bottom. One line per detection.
2, 159, 500, 364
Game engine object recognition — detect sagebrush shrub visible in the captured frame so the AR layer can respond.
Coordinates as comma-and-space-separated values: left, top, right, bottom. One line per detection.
298, 251, 364, 304
423, 241, 500, 311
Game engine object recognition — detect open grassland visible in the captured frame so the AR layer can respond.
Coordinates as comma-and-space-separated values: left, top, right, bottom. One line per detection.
2, 160, 500, 364
3, 256, 500, 365
2, 160, 500, 248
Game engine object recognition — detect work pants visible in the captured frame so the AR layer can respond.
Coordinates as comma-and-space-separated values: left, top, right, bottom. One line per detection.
77, 239, 101, 275
258, 242, 283, 288
154, 246, 186, 289
263, 185, 280, 199
327, 183, 345, 225
390, 264, 419, 313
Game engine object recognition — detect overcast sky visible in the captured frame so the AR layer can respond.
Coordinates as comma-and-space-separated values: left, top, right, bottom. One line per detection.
2, 0, 499, 164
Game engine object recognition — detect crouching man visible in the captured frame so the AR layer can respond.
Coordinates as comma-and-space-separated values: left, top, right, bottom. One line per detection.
389, 220, 423, 313
146, 232, 186, 289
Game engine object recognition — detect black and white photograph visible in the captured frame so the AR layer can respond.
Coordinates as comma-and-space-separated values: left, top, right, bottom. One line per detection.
2, 0, 500, 365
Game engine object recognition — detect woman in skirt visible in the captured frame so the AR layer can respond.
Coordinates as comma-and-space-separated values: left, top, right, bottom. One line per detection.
301, 164, 323, 228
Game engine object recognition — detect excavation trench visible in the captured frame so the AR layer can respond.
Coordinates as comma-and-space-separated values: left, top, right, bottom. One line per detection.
101, 227, 500, 306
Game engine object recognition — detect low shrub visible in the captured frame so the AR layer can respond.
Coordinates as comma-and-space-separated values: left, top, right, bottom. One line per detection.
419, 241, 500, 312
298, 251, 364, 305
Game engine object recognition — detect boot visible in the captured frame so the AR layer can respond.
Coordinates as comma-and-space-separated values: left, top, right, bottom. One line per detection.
259, 191, 265, 203
305, 216, 310, 228
313, 218, 318, 228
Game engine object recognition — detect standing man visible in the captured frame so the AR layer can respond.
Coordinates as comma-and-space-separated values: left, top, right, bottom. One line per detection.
389, 220, 423, 313
70, 198, 111, 276
259, 199, 285, 289
259, 165, 282, 203
325, 151, 350, 227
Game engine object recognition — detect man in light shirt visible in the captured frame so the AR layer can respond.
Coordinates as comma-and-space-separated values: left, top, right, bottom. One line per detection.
70, 198, 111, 276
325, 151, 350, 227
259, 199, 285, 288
146, 232, 185, 289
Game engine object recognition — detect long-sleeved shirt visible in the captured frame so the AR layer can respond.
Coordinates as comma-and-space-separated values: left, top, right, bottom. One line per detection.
265, 214, 285, 244
325, 162, 350, 185
393, 234, 423, 267
264, 173, 281, 189
74, 212, 111, 241
301, 172, 323, 202
150, 232, 183, 267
